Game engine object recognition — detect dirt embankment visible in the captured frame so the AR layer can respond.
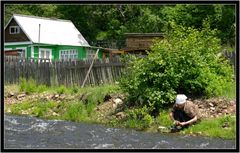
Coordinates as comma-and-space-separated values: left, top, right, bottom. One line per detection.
4, 91, 236, 121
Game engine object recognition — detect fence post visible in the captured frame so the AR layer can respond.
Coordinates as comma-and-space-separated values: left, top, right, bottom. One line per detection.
81, 49, 99, 88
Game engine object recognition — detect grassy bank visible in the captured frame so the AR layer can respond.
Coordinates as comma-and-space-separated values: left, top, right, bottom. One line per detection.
4, 80, 236, 140
5, 82, 120, 123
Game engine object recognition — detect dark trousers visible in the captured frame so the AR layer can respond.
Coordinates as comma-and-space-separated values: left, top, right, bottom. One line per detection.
173, 109, 192, 129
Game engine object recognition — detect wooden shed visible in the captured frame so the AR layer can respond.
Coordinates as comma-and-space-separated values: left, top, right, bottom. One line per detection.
122, 33, 164, 55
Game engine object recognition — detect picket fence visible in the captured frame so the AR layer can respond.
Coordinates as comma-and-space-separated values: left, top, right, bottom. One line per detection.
4, 56, 125, 87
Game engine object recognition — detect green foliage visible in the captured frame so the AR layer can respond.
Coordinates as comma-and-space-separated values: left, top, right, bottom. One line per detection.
79, 84, 121, 104
63, 101, 89, 122
4, 4, 60, 25
37, 85, 48, 93
162, 4, 235, 45
31, 101, 56, 117
220, 81, 236, 100
156, 110, 172, 127
56, 85, 67, 95
6, 100, 57, 117
19, 78, 37, 94
5, 4, 235, 45
19, 78, 48, 94
7, 84, 121, 122
70, 85, 79, 94
6, 101, 33, 115
124, 106, 154, 130
120, 23, 233, 115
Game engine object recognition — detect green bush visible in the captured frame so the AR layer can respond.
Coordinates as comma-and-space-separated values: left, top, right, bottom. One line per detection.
156, 110, 172, 127
124, 106, 154, 129
120, 22, 233, 115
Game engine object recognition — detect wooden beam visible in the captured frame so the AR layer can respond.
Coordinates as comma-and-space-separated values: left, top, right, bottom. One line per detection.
81, 49, 100, 88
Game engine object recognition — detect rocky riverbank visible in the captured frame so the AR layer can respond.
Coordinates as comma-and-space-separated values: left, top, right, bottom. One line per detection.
4, 91, 236, 121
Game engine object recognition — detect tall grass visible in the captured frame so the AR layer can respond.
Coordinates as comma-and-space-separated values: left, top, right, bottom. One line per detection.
63, 101, 89, 122
156, 109, 172, 127
19, 78, 48, 94
181, 115, 236, 139
18, 78, 121, 97
220, 81, 236, 100
6, 81, 121, 123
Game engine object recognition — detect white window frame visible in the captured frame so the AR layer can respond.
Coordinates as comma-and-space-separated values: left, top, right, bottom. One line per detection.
16, 47, 27, 58
9, 26, 20, 34
4, 48, 12, 51
59, 49, 78, 60
39, 48, 52, 60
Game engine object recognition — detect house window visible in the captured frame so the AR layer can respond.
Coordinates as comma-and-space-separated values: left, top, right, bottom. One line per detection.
9, 26, 20, 34
60, 49, 78, 60
39, 48, 52, 59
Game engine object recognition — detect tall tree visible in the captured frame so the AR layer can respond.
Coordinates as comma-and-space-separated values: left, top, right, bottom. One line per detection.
162, 4, 235, 45
4, 4, 60, 26
4, 4, 235, 46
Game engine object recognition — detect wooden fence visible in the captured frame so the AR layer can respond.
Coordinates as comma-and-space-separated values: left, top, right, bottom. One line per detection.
222, 50, 236, 73
4, 56, 125, 87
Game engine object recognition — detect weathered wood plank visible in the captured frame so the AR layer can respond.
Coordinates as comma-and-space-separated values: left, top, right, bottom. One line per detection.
4, 56, 125, 86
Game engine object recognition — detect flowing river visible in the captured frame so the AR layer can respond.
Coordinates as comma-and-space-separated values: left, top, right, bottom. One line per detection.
4, 114, 236, 149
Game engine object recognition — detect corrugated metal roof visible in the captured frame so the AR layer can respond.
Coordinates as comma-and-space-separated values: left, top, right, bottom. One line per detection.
12, 14, 90, 47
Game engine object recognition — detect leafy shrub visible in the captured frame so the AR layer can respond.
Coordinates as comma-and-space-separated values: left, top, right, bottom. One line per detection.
120, 22, 233, 116
124, 106, 154, 129
156, 110, 172, 127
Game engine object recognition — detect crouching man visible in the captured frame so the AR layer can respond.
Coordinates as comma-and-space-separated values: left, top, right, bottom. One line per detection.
169, 94, 199, 132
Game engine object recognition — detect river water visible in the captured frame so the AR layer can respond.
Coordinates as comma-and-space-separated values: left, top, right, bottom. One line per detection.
4, 114, 236, 149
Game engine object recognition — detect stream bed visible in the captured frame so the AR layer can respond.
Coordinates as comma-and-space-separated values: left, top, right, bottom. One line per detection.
4, 114, 236, 149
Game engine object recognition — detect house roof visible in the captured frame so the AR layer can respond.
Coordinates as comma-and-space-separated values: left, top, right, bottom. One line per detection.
6, 14, 90, 47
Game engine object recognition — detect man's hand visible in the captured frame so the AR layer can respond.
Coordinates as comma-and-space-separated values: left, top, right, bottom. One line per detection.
178, 122, 186, 126
174, 121, 187, 126
174, 121, 181, 125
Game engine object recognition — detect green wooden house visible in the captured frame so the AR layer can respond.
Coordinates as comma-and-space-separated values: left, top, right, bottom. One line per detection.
4, 14, 103, 60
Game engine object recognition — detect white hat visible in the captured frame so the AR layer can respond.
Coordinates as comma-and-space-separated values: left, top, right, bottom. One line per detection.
175, 94, 187, 104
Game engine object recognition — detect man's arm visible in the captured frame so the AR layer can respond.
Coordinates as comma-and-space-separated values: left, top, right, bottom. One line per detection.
179, 116, 198, 126
169, 112, 174, 121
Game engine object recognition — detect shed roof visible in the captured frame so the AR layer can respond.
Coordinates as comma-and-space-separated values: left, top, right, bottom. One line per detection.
6, 14, 90, 47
